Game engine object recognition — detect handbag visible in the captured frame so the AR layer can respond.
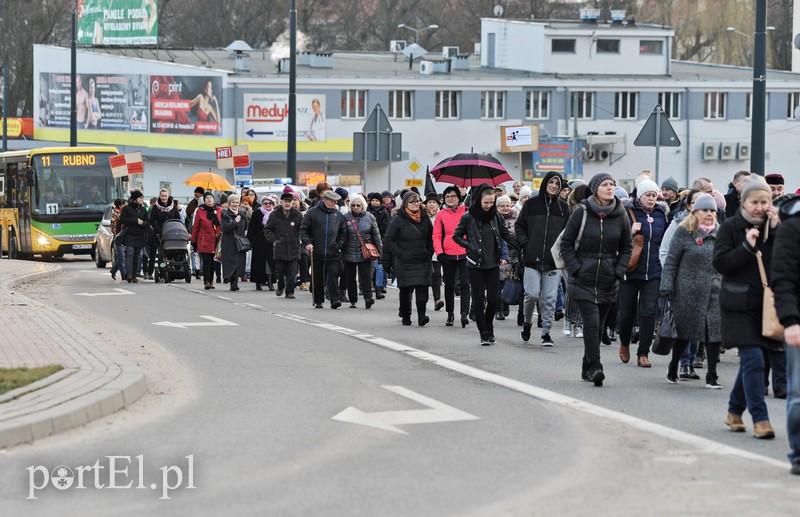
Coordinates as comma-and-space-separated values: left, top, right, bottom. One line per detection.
214, 236, 222, 262
625, 208, 645, 272
756, 250, 784, 340
349, 218, 380, 260
551, 207, 587, 269
652, 298, 678, 355
235, 235, 252, 253
500, 275, 523, 306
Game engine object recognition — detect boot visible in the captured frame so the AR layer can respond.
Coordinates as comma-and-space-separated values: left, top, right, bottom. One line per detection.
487, 323, 495, 343
255, 283, 263, 291
725, 413, 746, 432
495, 310, 505, 321
753, 421, 775, 439
619, 345, 630, 364
232, 278, 240, 291
667, 362, 678, 384
445, 312, 454, 326
461, 313, 470, 328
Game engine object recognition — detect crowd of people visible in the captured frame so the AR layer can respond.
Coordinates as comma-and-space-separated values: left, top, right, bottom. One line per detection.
109, 171, 800, 475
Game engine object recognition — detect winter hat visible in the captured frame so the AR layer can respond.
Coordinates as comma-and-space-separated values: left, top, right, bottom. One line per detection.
260, 195, 272, 204
321, 190, 341, 201
765, 173, 784, 185
219, 193, 229, 205
335, 187, 349, 200
496, 195, 512, 206
425, 192, 440, 204
401, 190, 420, 207
381, 190, 394, 198
636, 179, 660, 198
130, 190, 144, 201
367, 192, 383, 203
740, 175, 772, 202
588, 172, 614, 194
203, 191, 215, 201
615, 187, 629, 199
661, 177, 679, 194
291, 191, 303, 202
280, 190, 294, 201
692, 193, 717, 212
442, 185, 462, 201
193, 186, 205, 196
568, 179, 586, 190
519, 186, 532, 199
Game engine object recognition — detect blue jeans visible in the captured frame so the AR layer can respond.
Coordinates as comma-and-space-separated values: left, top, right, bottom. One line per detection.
787, 344, 800, 464
375, 261, 386, 288
728, 346, 770, 424
111, 243, 126, 278
680, 341, 698, 368
556, 278, 565, 312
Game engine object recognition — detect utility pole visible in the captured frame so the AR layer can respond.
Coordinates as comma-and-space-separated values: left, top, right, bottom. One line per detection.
286, 0, 297, 185
70, 0, 78, 147
750, 0, 767, 175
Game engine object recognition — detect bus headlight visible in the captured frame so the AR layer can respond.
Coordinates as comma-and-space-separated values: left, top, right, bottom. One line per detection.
37, 235, 51, 246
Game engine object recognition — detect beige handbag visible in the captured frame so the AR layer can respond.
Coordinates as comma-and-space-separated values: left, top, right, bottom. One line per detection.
756, 250, 784, 340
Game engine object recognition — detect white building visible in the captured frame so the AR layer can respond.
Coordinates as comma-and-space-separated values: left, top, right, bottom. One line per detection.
28, 10, 800, 199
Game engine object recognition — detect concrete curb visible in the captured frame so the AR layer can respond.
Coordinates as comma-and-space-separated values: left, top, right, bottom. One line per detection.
0, 260, 147, 449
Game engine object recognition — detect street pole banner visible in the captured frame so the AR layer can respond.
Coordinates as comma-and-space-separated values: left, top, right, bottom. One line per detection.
243, 93, 326, 141
77, 0, 159, 46
109, 151, 144, 178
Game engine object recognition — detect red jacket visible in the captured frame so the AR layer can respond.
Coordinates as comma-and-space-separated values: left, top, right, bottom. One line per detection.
432, 205, 467, 258
191, 206, 222, 254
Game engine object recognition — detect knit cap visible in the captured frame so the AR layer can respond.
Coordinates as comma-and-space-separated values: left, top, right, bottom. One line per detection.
740, 175, 772, 202
692, 193, 717, 212
636, 179, 660, 198
519, 186, 532, 199
588, 173, 614, 194
661, 176, 679, 194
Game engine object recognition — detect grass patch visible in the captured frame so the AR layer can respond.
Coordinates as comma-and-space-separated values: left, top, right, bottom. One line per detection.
0, 365, 64, 396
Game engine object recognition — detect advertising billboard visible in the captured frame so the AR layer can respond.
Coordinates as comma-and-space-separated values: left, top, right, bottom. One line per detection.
528, 138, 584, 179
38, 72, 149, 131
150, 76, 222, 135
243, 93, 326, 142
77, 0, 158, 46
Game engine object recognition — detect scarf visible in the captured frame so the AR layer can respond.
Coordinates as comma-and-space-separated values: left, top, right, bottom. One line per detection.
259, 205, 271, 225
634, 197, 654, 215
200, 204, 219, 227
586, 196, 616, 220
740, 207, 766, 227
404, 207, 421, 222
698, 223, 716, 235
155, 199, 175, 213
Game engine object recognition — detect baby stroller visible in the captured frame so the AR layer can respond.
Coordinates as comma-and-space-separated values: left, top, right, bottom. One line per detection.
154, 219, 192, 283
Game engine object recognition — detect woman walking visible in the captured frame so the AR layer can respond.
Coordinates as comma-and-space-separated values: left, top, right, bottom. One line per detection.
713, 176, 782, 439
433, 186, 471, 327
342, 195, 382, 308
248, 195, 274, 291
453, 184, 517, 345
119, 190, 151, 283
618, 179, 670, 367
220, 194, 248, 291
660, 193, 723, 387
560, 173, 633, 386
191, 192, 222, 289
383, 191, 434, 326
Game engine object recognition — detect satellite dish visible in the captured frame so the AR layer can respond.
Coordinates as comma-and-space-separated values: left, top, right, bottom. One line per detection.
401, 43, 428, 60
795, 34, 800, 50
493, 4, 504, 17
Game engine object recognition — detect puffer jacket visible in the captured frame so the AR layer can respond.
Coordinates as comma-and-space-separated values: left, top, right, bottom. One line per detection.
383, 209, 433, 287
432, 204, 468, 259
342, 211, 382, 263
119, 201, 150, 248
622, 197, 669, 281
772, 197, 800, 329
452, 184, 517, 269
515, 171, 569, 270
712, 211, 782, 350
149, 196, 181, 236
264, 207, 303, 261
299, 200, 347, 261
559, 197, 633, 304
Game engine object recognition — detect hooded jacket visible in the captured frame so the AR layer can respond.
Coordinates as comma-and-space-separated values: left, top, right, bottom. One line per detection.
299, 200, 347, 260
514, 171, 570, 270
452, 184, 517, 269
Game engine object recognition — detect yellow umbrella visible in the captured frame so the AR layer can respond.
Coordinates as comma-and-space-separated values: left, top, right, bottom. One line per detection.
183, 171, 233, 191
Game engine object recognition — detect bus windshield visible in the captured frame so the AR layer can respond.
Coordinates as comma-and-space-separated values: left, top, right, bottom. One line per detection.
34, 152, 116, 215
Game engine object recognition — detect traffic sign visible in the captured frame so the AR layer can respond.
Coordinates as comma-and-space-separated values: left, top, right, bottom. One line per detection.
634, 106, 680, 147
405, 178, 423, 187
407, 158, 423, 175
362, 104, 393, 133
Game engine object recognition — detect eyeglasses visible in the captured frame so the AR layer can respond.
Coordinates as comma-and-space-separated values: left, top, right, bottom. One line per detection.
351, 204, 362, 207
407, 200, 421, 204
263, 201, 273, 205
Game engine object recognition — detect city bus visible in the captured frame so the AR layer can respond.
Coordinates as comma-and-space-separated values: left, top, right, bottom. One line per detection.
0, 146, 120, 260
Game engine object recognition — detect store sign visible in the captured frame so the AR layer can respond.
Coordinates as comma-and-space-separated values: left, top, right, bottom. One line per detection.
243, 94, 326, 142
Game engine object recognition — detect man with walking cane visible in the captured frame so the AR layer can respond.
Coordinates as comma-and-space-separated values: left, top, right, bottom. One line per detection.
300, 190, 348, 309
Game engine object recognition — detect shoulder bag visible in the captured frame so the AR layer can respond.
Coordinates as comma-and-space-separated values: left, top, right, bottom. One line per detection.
626, 207, 646, 272
652, 298, 678, 355
551, 208, 587, 269
756, 250, 784, 340
349, 217, 379, 260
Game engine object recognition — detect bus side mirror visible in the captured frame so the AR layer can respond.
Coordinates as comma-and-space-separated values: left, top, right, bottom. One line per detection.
25, 168, 36, 187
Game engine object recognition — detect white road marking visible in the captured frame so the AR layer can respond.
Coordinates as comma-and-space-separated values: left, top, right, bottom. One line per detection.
331, 385, 479, 434
74, 288, 135, 297
152, 315, 238, 329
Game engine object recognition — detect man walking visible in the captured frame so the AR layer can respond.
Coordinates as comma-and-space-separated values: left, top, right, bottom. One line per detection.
515, 171, 570, 346
300, 190, 347, 309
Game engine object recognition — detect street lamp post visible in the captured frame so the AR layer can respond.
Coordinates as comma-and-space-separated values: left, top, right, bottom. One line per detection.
751, 0, 768, 176
726, 26, 774, 67
397, 23, 439, 44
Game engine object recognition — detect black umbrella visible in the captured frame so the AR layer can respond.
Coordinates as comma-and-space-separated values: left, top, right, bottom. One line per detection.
424, 165, 437, 197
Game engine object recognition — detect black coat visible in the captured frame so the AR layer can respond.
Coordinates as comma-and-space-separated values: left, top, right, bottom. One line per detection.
514, 171, 569, 270
453, 210, 516, 269
299, 201, 347, 261
772, 197, 800, 329
149, 197, 181, 236
559, 198, 633, 304
119, 201, 150, 248
383, 209, 433, 287
712, 212, 782, 350
264, 207, 303, 261
368, 204, 391, 238
247, 209, 272, 283
220, 207, 247, 280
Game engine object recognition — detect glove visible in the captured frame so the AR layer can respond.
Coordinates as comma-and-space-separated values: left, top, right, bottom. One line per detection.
659, 290, 671, 299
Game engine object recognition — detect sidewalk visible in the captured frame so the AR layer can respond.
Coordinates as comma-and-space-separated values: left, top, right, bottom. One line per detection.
0, 260, 147, 449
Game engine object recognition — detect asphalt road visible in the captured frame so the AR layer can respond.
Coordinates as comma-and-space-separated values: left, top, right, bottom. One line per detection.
2, 259, 799, 516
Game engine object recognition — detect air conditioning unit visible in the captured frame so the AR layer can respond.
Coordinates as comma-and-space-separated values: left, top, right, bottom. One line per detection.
720, 143, 736, 160
701, 142, 719, 161
443, 46, 460, 59
585, 146, 611, 161
419, 60, 434, 75
585, 149, 595, 160
389, 40, 407, 52
737, 142, 751, 160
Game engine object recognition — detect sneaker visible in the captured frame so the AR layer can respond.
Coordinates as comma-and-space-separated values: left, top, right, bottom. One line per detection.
299, 282, 308, 291
667, 364, 678, 384
541, 333, 554, 347
331, 300, 342, 309
480, 333, 491, 346
591, 369, 605, 387
705, 373, 722, 390
574, 326, 583, 339
276, 287, 284, 297
285, 293, 296, 299
495, 311, 506, 321
562, 320, 572, 336
520, 323, 532, 343
435, 300, 444, 311
314, 303, 323, 309
791, 462, 800, 476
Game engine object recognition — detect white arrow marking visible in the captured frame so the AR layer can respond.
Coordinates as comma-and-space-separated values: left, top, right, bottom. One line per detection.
331, 385, 479, 435
74, 288, 135, 297
152, 315, 239, 329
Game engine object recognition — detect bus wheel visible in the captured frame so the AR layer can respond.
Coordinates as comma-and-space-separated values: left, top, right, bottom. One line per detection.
7, 234, 17, 260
